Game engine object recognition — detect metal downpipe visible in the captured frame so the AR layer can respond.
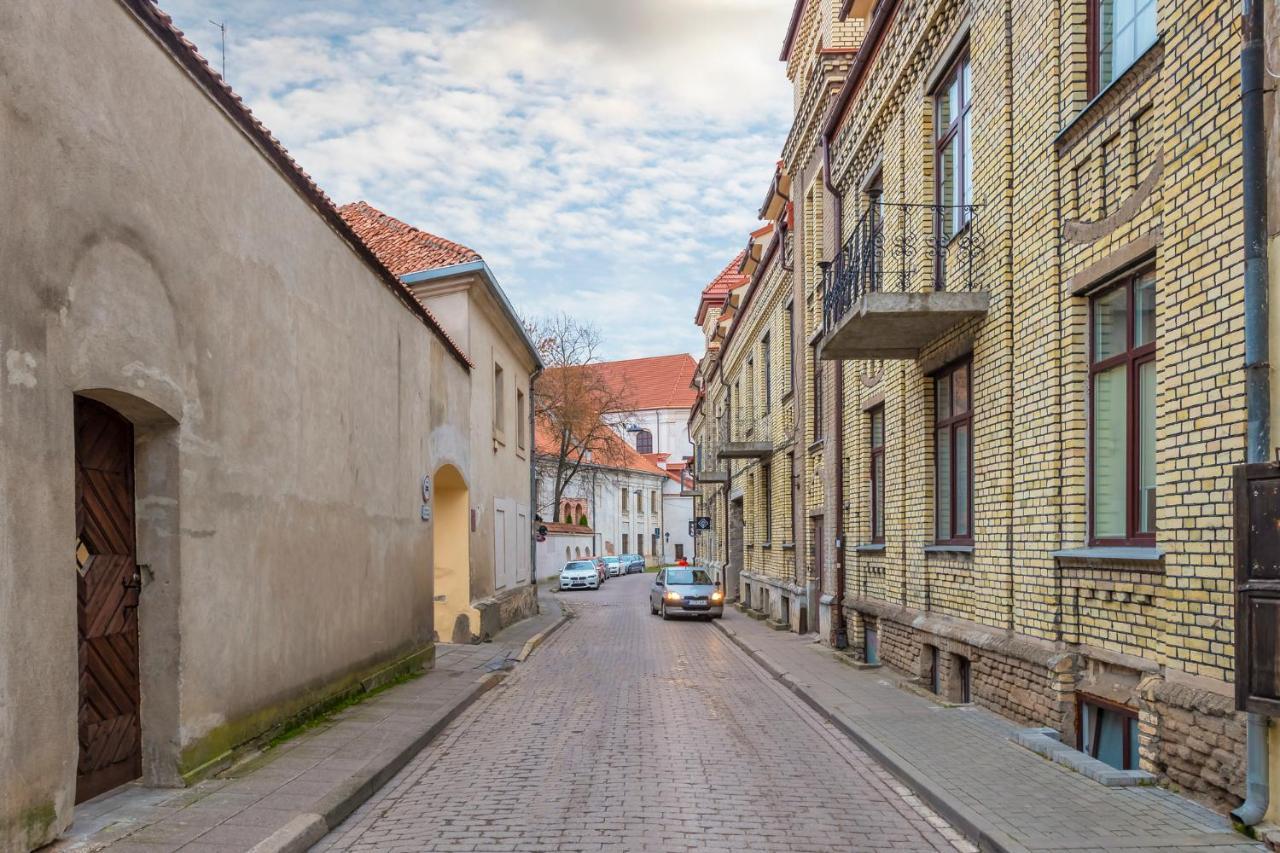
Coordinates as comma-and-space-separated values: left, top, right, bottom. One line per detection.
1232, 0, 1270, 829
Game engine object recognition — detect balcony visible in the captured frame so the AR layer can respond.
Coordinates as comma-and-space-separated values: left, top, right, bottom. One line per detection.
694, 469, 728, 485
820, 202, 989, 360
718, 411, 773, 460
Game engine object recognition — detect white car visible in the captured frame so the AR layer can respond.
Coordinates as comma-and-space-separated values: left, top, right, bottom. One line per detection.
559, 560, 600, 591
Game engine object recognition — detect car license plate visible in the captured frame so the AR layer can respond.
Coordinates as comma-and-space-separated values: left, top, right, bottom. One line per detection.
685, 599, 707, 608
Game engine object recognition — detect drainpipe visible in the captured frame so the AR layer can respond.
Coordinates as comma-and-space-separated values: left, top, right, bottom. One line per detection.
1232, 0, 1271, 829
529, 367, 542, 592
823, 133, 848, 649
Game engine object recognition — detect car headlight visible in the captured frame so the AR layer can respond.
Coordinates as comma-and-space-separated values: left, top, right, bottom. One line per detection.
710, 591, 724, 603
665, 591, 682, 602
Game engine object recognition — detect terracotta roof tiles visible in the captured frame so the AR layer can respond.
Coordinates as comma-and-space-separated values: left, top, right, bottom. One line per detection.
338, 201, 481, 277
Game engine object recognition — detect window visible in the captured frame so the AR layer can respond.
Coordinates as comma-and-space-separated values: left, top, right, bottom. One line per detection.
864, 621, 880, 665
935, 360, 973, 544
1090, 269, 1156, 544
925, 645, 941, 694
761, 464, 773, 544
956, 655, 972, 703
516, 389, 526, 450
762, 334, 772, 409
492, 363, 505, 434
635, 428, 653, 454
784, 304, 794, 395
1079, 696, 1140, 771
622, 533, 629, 553
674, 543, 684, 560
934, 49, 972, 238
1090, 0, 1157, 95
813, 348, 824, 442
650, 490, 657, 514
869, 406, 885, 543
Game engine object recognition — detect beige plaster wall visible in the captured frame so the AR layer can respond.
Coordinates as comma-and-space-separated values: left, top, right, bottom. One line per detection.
0, 2, 472, 847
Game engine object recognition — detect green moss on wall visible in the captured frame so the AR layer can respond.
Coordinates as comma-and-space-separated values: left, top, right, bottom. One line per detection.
2, 799, 59, 851
178, 643, 434, 783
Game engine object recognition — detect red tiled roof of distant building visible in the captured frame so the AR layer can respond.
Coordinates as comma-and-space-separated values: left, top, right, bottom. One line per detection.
583, 354, 699, 411
543, 521, 593, 535
697, 254, 748, 325
534, 420, 668, 478
338, 201, 481, 277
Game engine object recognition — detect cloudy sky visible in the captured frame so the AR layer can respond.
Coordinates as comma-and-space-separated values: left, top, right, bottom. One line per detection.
162, 0, 793, 360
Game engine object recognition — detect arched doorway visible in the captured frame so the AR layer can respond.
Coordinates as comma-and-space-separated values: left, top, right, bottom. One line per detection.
74, 397, 141, 802
432, 465, 476, 644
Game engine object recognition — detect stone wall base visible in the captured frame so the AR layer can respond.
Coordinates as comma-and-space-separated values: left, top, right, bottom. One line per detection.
844, 597, 1246, 813
740, 572, 819, 634
475, 584, 538, 641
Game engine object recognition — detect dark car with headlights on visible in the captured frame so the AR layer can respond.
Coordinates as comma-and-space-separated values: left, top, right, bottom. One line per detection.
649, 567, 723, 620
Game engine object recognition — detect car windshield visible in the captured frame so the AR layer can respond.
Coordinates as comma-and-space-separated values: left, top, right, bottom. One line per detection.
564, 561, 596, 572
603, 557, 619, 564
665, 569, 712, 585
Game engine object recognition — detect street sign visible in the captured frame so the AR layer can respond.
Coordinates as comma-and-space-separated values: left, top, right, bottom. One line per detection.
695, 516, 712, 531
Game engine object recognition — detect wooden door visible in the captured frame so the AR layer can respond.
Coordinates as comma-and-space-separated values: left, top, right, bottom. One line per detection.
74, 398, 141, 803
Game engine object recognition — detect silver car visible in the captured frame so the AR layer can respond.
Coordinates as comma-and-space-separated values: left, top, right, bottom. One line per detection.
602, 556, 624, 577
649, 567, 724, 620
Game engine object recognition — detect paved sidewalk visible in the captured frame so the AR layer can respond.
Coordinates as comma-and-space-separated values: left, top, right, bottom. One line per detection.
52, 594, 565, 853
714, 610, 1263, 853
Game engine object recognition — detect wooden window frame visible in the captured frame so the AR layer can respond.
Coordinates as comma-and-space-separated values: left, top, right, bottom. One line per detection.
934, 359, 974, 545
812, 348, 824, 442
761, 463, 773, 546
1088, 268, 1156, 547
933, 47, 972, 238
1087, 0, 1159, 98
1075, 693, 1139, 771
869, 405, 885, 544
635, 428, 653, 455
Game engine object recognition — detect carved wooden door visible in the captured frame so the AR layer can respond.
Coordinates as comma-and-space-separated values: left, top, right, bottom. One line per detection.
74, 397, 141, 802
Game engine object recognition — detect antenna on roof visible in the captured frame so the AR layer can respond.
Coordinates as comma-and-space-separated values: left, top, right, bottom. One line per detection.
208, 19, 227, 81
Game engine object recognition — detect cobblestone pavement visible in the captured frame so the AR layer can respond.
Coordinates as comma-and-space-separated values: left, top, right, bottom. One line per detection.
317, 574, 974, 853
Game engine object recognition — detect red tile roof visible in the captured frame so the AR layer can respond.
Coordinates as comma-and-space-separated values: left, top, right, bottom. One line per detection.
534, 421, 668, 478
543, 521, 593, 535
338, 202, 480, 277
579, 354, 699, 411
117, 1, 473, 369
697, 253, 748, 325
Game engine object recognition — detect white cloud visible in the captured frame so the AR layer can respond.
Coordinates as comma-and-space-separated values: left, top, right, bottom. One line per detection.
160, 0, 792, 359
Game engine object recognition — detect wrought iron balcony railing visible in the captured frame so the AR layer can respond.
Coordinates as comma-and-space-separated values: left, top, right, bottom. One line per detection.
821, 202, 982, 339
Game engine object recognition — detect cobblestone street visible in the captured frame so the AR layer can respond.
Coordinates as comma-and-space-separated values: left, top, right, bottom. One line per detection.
317, 574, 973, 852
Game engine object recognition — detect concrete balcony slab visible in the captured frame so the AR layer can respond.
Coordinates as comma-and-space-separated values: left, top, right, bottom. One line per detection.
820, 291, 989, 361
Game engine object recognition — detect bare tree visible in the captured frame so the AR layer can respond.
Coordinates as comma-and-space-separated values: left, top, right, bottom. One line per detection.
530, 314, 635, 522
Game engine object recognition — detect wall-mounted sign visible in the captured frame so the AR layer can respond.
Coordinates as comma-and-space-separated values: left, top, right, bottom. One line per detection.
695, 516, 712, 531
421, 505, 432, 522
421, 475, 432, 503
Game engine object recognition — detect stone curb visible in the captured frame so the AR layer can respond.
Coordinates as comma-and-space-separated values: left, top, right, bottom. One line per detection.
515, 603, 570, 663
247, 671, 503, 853
712, 620, 1027, 853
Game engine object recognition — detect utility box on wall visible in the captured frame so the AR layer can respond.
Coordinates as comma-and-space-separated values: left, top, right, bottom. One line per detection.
1234, 462, 1280, 714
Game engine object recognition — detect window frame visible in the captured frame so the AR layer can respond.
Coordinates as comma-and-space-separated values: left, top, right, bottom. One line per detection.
934, 359, 974, 546
1088, 267, 1156, 547
812, 347, 824, 442
1087, 0, 1159, 98
869, 405, 886, 544
635, 428, 653, 455
516, 388, 526, 450
762, 333, 772, 409
1076, 693, 1140, 771
933, 47, 972, 239
761, 463, 773, 546
492, 362, 506, 437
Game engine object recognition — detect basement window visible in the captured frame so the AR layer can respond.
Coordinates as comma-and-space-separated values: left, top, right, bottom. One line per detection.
1078, 695, 1140, 771
864, 622, 880, 665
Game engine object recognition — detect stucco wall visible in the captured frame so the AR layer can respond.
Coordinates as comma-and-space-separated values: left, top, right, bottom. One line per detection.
0, 3, 471, 847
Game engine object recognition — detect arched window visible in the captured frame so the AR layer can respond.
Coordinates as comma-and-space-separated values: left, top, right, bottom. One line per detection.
574, 546, 581, 558
565, 546, 571, 560
635, 429, 653, 454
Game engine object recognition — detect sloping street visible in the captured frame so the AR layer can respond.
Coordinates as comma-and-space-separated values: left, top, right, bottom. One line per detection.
317, 574, 972, 853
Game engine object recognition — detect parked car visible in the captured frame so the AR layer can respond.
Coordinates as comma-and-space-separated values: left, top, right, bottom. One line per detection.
592, 557, 607, 584
622, 554, 645, 574
602, 556, 624, 577
649, 567, 723, 620
560, 560, 600, 591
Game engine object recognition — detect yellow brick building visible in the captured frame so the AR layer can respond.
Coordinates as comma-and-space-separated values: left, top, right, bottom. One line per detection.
692, 0, 1250, 811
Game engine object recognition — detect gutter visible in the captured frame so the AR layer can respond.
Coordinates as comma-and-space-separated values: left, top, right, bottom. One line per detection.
402, 260, 545, 371
822, 129, 848, 650
1232, 0, 1271, 828
529, 364, 543, 588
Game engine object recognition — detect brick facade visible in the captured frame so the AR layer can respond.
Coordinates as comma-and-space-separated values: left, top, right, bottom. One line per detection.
690, 0, 1250, 814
